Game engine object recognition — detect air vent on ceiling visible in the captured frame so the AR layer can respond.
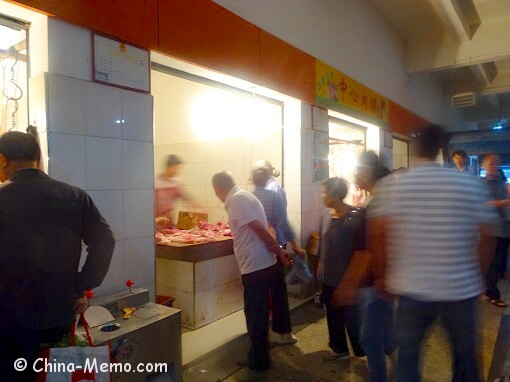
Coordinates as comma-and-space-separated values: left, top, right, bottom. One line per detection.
452, 92, 475, 108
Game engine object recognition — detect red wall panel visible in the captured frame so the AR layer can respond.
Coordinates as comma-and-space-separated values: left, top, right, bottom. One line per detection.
10, 0, 159, 49
260, 30, 315, 104
11, 0, 429, 125
158, 0, 261, 85
388, 100, 427, 136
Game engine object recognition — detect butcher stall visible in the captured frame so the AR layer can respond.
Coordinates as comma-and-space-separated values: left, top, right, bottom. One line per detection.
156, 217, 242, 329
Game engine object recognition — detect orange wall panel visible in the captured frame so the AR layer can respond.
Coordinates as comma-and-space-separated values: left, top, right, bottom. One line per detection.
11, 0, 430, 127
260, 30, 315, 104
158, 0, 261, 84
388, 100, 427, 136
10, 0, 159, 49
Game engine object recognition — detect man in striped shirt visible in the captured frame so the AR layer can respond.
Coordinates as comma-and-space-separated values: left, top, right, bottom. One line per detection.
251, 165, 298, 345
367, 124, 498, 382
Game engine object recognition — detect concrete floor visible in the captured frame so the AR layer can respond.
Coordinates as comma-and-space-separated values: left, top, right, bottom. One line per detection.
184, 279, 510, 382
182, 295, 311, 366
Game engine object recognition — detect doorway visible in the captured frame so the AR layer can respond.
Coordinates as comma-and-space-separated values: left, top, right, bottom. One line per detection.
328, 117, 366, 206
392, 137, 409, 170
0, 14, 29, 134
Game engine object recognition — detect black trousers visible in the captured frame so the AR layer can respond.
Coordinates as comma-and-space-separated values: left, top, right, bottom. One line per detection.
270, 262, 292, 334
497, 236, 509, 278
395, 296, 480, 382
0, 325, 68, 382
322, 283, 364, 356
486, 236, 509, 300
242, 263, 282, 370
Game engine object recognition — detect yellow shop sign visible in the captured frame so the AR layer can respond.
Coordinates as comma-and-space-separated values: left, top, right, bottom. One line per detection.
316, 60, 388, 122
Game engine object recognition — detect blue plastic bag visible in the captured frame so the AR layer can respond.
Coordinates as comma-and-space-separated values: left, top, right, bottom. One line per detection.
285, 253, 314, 285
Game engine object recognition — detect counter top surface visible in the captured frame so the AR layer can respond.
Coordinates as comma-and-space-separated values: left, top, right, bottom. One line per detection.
81, 303, 181, 346
156, 235, 234, 262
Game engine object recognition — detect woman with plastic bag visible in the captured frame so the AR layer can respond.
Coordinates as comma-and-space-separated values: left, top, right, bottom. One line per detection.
317, 177, 365, 362
331, 152, 396, 382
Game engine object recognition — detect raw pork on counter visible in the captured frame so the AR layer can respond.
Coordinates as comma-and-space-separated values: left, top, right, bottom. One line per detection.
156, 220, 231, 246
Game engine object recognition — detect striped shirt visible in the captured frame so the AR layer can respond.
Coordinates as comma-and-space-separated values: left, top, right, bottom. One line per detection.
367, 163, 498, 301
252, 186, 284, 233
262, 179, 296, 246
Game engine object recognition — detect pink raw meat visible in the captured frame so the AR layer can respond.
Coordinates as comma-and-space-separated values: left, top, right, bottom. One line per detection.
160, 228, 181, 235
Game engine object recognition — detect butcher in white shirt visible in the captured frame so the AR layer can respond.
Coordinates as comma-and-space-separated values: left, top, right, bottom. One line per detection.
212, 171, 293, 372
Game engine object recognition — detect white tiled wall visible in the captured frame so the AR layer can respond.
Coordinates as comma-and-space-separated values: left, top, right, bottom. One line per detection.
122, 141, 154, 189
156, 257, 243, 329
157, 259, 194, 293
87, 190, 124, 240
122, 91, 154, 142
194, 279, 243, 328
40, 70, 155, 298
123, 190, 155, 239
47, 73, 86, 135
94, 242, 125, 296
152, 71, 283, 225
124, 237, 156, 286
48, 132, 86, 189
300, 104, 326, 246
195, 255, 241, 292
47, 18, 92, 82
85, 137, 123, 190
85, 83, 122, 139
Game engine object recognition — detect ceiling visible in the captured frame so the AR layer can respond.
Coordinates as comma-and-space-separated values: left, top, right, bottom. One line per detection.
369, 0, 510, 132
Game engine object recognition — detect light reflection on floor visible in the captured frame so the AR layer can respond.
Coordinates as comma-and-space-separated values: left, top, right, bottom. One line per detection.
183, 280, 510, 381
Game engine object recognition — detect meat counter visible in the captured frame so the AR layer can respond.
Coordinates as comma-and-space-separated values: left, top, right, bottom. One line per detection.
156, 236, 243, 329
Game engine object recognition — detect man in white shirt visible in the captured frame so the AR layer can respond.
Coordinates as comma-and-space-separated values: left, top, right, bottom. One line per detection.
212, 171, 293, 371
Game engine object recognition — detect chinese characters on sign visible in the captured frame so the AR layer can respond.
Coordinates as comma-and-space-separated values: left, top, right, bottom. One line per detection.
316, 60, 388, 122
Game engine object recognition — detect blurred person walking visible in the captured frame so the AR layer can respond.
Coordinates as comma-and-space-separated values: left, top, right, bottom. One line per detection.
333, 151, 396, 382
318, 177, 365, 362
251, 164, 299, 345
367, 125, 498, 382
251, 160, 302, 253
155, 154, 199, 226
481, 153, 510, 307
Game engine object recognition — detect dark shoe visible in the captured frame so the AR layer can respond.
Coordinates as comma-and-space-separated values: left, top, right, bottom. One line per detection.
323, 351, 350, 363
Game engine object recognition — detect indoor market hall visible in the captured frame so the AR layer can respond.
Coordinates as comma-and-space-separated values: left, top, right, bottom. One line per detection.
1, 0, 510, 381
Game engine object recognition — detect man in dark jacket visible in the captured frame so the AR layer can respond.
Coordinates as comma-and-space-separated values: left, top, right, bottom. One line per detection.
0, 132, 115, 381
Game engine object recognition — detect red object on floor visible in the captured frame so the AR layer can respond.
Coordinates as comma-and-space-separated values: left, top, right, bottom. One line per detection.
156, 295, 175, 307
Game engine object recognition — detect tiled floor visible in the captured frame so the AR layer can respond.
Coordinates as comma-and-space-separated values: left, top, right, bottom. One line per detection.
182, 295, 312, 367
183, 279, 510, 382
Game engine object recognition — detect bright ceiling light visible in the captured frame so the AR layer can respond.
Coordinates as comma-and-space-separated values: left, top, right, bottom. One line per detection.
190, 88, 280, 141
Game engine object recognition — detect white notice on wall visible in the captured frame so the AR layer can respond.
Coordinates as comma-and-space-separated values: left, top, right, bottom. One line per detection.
93, 34, 150, 93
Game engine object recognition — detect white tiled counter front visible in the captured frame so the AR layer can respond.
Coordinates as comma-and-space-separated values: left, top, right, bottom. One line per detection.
156, 238, 243, 329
